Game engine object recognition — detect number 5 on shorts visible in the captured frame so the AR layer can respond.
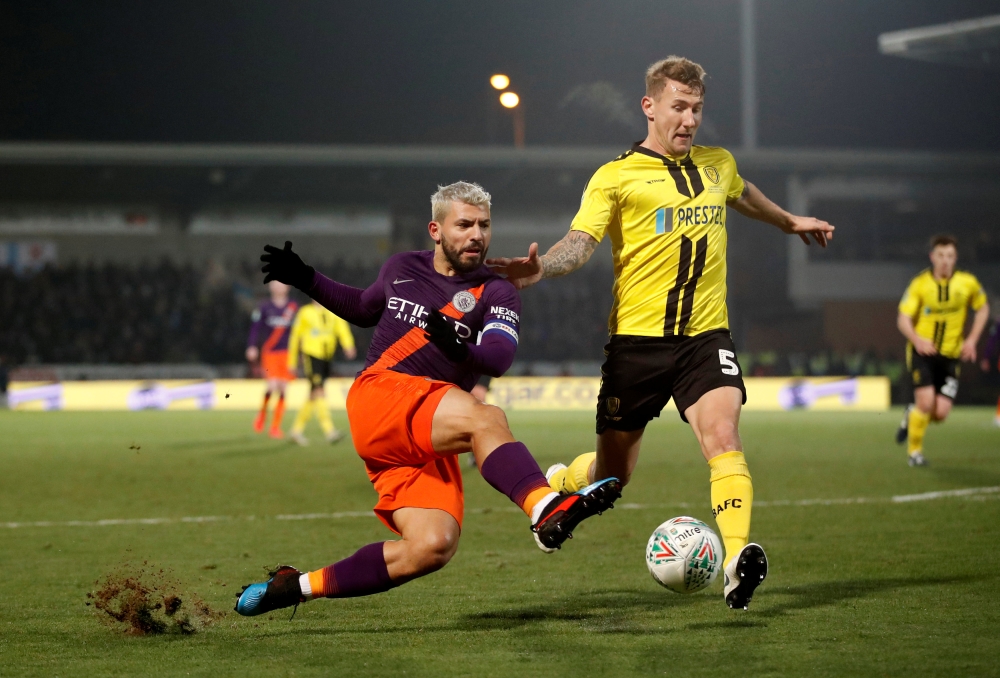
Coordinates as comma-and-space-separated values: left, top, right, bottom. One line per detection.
719, 349, 739, 376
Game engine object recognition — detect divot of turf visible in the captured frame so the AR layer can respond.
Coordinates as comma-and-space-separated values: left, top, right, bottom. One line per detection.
87, 561, 225, 635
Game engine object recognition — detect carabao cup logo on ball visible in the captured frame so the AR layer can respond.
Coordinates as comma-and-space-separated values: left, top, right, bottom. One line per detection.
645, 516, 722, 594
452, 290, 477, 313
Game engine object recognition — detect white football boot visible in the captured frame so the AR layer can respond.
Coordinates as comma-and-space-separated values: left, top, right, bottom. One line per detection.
724, 543, 768, 610
545, 463, 568, 493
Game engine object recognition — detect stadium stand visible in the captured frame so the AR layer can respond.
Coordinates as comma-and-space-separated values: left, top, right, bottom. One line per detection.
4, 256, 994, 404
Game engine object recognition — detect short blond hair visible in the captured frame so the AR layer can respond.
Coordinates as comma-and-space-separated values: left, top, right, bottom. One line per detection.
430, 181, 492, 223
645, 56, 707, 99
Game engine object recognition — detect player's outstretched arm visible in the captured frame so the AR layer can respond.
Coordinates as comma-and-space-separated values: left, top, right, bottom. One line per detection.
261, 241, 384, 327
728, 181, 834, 247
486, 231, 599, 290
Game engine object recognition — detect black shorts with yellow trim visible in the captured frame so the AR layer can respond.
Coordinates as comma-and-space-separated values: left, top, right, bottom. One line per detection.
302, 354, 332, 388
596, 329, 747, 433
908, 348, 960, 400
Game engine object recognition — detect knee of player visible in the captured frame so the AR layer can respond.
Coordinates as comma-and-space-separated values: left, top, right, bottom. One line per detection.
471, 403, 510, 436
413, 531, 458, 572
705, 420, 740, 451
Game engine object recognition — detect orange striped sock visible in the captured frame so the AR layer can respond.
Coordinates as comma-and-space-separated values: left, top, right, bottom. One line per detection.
522, 486, 556, 518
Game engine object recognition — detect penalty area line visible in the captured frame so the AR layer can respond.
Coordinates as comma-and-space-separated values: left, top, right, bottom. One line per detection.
3, 486, 997, 530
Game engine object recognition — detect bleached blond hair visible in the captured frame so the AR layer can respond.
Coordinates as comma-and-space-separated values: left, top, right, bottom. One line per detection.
431, 181, 492, 223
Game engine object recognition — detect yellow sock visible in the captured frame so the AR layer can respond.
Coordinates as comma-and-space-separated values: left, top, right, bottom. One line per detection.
708, 451, 753, 567
291, 400, 313, 435
314, 399, 335, 437
907, 407, 931, 455
551, 452, 596, 493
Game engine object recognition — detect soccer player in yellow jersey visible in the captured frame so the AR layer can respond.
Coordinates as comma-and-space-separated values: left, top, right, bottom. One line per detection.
287, 300, 357, 445
895, 236, 990, 466
488, 56, 834, 610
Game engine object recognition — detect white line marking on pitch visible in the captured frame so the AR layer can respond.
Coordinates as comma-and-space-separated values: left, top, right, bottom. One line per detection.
2, 486, 997, 530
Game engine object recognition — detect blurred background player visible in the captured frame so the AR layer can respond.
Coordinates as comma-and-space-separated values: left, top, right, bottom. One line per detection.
896, 236, 990, 465
287, 298, 357, 445
489, 56, 834, 611
246, 281, 299, 438
979, 314, 1000, 427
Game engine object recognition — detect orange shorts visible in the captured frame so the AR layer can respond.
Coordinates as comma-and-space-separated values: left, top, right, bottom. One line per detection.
346, 368, 461, 534
261, 350, 294, 382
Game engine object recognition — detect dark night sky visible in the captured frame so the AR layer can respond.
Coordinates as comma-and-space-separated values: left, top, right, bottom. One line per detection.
2, 0, 1000, 149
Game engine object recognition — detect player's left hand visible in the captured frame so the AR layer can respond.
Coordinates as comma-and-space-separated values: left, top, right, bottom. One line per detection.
961, 338, 978, 362
424, 310, 469, 363
786, 216, 834, 247
261, 241, 315, 290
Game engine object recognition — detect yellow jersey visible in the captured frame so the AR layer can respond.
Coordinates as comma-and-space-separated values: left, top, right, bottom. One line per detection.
287, 303, 355, 367
571, 143, 745, 337
898, 269, 987, 359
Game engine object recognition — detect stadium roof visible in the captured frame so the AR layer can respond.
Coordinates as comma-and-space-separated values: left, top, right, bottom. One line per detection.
878, 14, 1000, 69
1, 142, 999, 173
2, 142, 998, 208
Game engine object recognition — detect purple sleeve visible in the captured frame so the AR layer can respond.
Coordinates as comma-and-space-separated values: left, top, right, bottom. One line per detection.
465, 334, 516, 377
247, 308, 264, 348
464, 280, 521, 377
306, 269, 385, 328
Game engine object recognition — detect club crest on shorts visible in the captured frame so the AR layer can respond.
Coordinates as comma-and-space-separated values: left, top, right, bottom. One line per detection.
605, 397, 620, 415
704, 166, 720, 184
452, 290, 477, 313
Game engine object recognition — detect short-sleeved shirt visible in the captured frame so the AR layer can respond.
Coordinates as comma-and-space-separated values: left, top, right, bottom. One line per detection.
287, 304, 355, 366
898, 269, 987, 359
571, 143, 745, 337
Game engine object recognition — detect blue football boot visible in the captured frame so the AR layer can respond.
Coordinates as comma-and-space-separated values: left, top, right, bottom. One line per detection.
235, 565, 304, 616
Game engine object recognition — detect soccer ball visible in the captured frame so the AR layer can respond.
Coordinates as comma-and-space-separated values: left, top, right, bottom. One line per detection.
645, 516, 723, 593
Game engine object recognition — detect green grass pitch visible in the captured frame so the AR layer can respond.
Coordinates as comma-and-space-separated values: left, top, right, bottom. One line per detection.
1, 407, 998, 677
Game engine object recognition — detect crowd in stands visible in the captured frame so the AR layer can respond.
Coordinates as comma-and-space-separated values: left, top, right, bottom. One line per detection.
0, 261, 247, 364
0, 259, 991, 403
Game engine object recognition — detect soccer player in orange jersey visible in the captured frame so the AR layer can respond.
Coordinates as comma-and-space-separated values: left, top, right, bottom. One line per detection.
235, 182, 621, 617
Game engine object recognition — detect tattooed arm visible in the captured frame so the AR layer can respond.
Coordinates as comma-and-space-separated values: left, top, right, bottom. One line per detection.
541, 231, 600, 278
486, 230, 600, 290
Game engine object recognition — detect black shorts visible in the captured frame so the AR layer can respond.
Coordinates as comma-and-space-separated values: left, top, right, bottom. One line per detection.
908, 350, 960, 400
596, 329, 747, 432
302, 355, 332, 388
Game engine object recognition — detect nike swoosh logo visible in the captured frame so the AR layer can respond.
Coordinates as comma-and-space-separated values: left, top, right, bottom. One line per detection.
393, 278, 414, 284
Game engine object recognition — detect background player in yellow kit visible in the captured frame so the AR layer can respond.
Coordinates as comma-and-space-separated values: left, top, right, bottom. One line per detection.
895, 236, 990, 466
287, 299, 357, 445
489, 56, 834, 610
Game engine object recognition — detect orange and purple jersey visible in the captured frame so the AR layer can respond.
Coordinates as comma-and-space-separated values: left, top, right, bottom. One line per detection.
247, 300, 299, 353
308, 250, 520, 392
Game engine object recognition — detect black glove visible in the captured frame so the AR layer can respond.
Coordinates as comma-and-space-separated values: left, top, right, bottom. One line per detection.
261, 241, 315, 291
424, 310, 470, 363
